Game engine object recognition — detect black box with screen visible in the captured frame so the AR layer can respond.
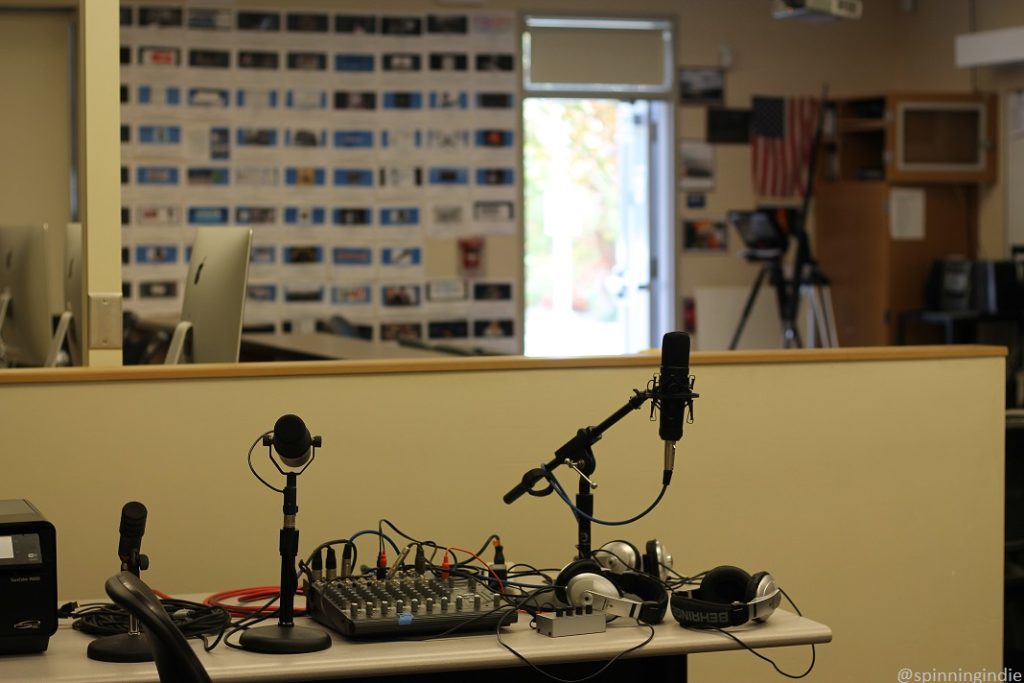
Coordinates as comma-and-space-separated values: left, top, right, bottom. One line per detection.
0, 499, 57, 654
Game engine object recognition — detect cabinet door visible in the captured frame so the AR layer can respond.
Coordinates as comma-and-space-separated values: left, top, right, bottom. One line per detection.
815, 182, 890, 346
886, 93, 996, 183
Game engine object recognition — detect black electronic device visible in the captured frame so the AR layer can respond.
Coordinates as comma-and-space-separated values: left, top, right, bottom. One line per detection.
924, 259, 1024, 315
670, 565, 780, 629
657, 331, 691, 486
727, 210, 790, 261
306, 572, 517, 638
0, 499, 57, 654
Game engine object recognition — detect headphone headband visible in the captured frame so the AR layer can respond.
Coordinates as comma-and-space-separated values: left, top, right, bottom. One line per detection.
556, 559, 668, 625
671, 587, 781, 628
670, 566, 780, 629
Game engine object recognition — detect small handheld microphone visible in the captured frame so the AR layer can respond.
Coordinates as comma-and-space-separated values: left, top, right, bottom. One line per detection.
117, 501, 148, 565
265, 414, 322, 468
657, 331, 694, 485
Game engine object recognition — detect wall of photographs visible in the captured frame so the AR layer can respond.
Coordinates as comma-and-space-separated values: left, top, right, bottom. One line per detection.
119, 4, 520, 353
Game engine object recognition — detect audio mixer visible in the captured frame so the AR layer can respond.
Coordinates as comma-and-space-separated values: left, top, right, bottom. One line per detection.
306, 571, 518, 638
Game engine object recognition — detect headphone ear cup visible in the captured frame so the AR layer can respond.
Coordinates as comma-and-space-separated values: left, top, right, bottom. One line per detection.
746, 570, 770, 602
642, 540, 658, 576
643, 539, 672, 579
746, 570, 779, 623
566, 570, 620, 609
555, 559, 610, 605
596, 540, 641, 574
696, 565, 752, 605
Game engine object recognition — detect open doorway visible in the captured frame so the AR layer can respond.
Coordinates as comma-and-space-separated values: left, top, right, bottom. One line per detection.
523, 97, 669, 356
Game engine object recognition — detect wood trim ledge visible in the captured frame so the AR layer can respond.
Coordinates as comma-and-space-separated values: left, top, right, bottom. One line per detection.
0, 345, 1005, 385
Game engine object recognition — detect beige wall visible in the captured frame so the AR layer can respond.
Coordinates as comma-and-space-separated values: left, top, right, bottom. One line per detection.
0, 349, 1004, 682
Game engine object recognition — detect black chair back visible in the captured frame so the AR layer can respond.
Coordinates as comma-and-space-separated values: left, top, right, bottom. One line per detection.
104, 571, 211, 683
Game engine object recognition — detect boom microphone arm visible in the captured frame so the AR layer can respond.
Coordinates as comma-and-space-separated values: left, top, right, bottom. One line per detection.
502, 388, 653, 505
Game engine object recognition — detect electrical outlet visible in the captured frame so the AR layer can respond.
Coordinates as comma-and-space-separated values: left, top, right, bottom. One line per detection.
88, 293, 122, 349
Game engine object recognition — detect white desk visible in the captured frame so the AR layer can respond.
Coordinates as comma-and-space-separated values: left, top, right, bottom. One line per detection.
240, 333, 455, 361
5, 609, 830, 682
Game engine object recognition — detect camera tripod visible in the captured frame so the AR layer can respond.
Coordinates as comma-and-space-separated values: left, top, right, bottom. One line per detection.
729, 252, 837, 350
730, 85, 838, 350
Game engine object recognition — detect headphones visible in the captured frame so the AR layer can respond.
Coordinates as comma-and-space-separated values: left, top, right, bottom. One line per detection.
670, 565, 781, 629
594, 539, 673, 582
554, 558, 668, 625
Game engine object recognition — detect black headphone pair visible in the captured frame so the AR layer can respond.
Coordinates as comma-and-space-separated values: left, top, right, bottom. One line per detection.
554, 539, 673, 625
592, 539, 673, 582
670, 565, 781, 629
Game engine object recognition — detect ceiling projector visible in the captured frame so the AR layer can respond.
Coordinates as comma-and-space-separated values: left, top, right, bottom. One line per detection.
772, 0, 863, 21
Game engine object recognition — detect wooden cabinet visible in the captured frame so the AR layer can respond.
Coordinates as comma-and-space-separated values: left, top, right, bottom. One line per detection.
823, 93, 997, 184
814, 93, 991, 346
815, 182, 976, 346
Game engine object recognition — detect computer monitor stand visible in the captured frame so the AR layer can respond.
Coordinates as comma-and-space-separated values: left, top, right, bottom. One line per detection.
0, 290, 9, 364
45, 311, 71, 368
165, 321, 193, 365
0, 293, 72, 368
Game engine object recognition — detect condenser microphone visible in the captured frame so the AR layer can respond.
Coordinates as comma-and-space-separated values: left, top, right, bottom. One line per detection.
658, 331, 692, 485
117, 501, 148, 564
267, 414, 321, 468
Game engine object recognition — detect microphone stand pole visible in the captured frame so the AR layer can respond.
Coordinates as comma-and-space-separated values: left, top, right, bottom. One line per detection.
240, 471, 331, 654
87, 551, 152, 662
503, 389, 653, 559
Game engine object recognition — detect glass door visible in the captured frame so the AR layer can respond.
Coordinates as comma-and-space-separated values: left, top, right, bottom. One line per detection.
523, 98, 659, 356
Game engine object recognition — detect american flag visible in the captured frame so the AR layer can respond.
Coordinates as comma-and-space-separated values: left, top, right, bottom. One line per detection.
750, 96, 820, 197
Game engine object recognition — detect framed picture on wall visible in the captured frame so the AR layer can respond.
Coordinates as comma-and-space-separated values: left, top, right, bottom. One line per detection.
683, 219, 728, 252
678, 67, 724, 106
679, 140, 714, 190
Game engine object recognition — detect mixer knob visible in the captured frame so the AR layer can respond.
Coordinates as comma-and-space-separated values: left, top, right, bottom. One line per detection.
411, 598, 420, 613
426, 597, 434, 613
440, 596, 449, 612
455, 595, 464, 612
474, 594, 481, 611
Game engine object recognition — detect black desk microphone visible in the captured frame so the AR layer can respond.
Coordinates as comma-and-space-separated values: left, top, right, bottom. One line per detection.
658, 331, 692, 486
117, 501, 148, 567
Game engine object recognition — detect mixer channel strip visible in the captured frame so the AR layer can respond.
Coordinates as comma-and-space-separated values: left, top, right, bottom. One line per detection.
306, 572, 518, 638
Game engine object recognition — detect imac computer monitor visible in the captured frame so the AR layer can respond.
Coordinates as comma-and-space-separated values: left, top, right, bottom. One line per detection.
0, 224, 61, 367
57, 223, 84, 366
166, 227, 253, 364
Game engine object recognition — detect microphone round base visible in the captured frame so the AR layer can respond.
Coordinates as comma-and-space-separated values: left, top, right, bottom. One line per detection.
239, 624, 332, 654
86, 632, 155, 663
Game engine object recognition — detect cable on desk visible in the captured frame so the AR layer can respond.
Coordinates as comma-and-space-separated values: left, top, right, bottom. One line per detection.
378, 518, 500, 569
702, 586, 816, 679
63, 597, 230, 640
441, 545, 504, 592
494, 587, 656, 683
303, 531, 402, 577
216, 593, 283, 651
204, 586, 302, 617
508, 563, 557, 582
